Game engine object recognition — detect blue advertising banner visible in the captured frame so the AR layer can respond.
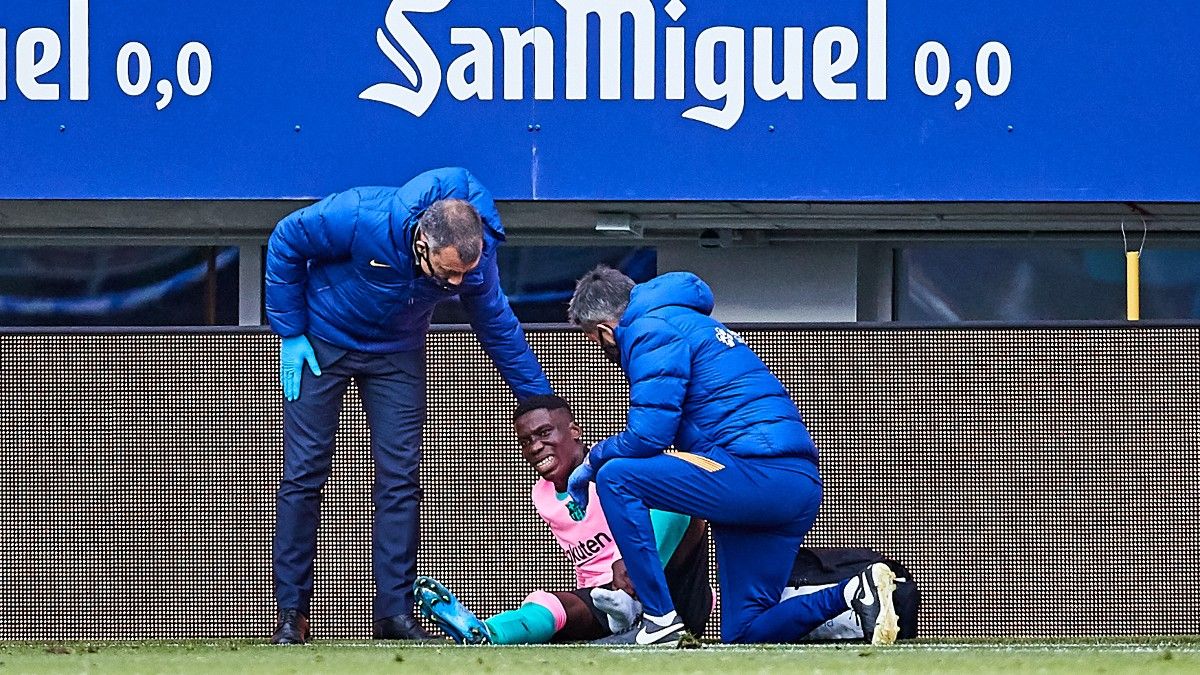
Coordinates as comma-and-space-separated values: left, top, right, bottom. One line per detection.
0, 1, 1197, 200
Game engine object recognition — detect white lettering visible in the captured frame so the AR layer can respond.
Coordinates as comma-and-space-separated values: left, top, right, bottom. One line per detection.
352, 0, 1021, 130
752, 27, 803, 101
954, 78, 971, 111
556, 0, 655, 100
360, 0, 450, 116
915, 41, 949, 96
813, 26, 858, 100
16, 28, 61, 101
683, 26, 745, 131
0, 29, 6, 101
665, 25, 685, 100
69, 0, 88, 100
867, 0, 886, 100
155, 78, 172, 110
447, 27, 493, 100
177, 42, 212, 96
116, 42, 151, 96
500, 27, 553, 100
976, 41, 1012, 96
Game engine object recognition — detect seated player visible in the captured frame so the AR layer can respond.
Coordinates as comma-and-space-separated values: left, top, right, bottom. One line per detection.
415, 395, 712, 644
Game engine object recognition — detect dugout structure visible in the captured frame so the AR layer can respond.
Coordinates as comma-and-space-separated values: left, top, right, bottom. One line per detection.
0, 324, 1196, 640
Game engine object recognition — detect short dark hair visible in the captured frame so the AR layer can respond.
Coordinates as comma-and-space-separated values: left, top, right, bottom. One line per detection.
419, 198, 483, 263
568, 265, 636, 330
513, 395, 572, 422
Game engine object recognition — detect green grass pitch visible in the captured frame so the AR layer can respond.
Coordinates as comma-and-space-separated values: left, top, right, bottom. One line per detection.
2, 639, 1198, 674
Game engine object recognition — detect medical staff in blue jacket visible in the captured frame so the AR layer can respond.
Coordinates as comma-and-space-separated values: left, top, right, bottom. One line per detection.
265, 167, 551, 644
566, 267, 898, 646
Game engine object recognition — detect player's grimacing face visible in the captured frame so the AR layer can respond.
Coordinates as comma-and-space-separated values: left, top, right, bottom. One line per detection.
515, 408, 583, 486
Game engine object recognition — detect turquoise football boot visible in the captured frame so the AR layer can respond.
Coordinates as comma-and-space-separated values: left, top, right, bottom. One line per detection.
414, 576, 491, 645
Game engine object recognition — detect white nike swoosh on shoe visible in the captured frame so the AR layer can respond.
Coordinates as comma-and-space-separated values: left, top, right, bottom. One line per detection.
635, 622, 684, 645
369, 259, 391, 268
858, 574, 876, 607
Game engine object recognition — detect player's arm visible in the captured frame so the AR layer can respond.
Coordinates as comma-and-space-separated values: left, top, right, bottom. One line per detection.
589, 318, 691, 467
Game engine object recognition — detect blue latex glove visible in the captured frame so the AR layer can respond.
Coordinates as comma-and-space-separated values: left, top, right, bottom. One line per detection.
280, 335, 321, 401
567, 455, 597, 513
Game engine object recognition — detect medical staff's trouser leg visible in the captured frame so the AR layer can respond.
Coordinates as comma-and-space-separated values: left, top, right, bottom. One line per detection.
274, 345, 425, 619
274, 356, 348, 614
596, 450, 830, 643
358, 351, 426, 619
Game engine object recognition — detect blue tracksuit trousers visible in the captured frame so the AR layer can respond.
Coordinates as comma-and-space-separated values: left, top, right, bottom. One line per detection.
596, 448, 846, 643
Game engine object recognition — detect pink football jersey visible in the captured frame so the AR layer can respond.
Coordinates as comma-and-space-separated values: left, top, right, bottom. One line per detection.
531, 479, 621, 588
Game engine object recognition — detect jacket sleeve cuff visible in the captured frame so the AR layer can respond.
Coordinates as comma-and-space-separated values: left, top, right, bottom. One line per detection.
589, 438, 614, 468
266, 310, 308, 338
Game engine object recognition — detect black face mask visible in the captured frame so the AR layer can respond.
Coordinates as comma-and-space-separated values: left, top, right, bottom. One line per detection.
597, 325, 621, 365
414, 238, 462, 292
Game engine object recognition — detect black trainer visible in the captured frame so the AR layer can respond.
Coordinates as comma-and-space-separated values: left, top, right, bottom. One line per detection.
633, 612, 687, 647
848, 562, 900, 645
271, 608, 310, 645
373, 613, 436, 640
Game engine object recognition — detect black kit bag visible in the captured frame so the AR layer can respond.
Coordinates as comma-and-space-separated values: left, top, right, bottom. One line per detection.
782, 547, 921, 641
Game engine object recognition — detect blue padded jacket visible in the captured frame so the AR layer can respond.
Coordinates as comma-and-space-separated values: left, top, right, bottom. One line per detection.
589, 272, 817, 467
264, 167, 550, 400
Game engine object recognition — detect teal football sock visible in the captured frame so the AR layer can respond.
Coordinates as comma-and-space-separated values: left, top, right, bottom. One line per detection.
483, 604, 558, 645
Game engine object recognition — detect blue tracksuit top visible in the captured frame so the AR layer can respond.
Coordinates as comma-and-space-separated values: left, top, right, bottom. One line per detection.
590, 272, 818, 466
264, 167, 551, 400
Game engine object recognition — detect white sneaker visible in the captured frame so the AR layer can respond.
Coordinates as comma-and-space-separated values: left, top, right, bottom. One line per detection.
846, 562, 900, 645
634, 611, 686, 647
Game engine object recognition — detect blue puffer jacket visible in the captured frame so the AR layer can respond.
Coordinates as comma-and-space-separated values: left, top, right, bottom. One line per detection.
589, 272, 817, 466
264, 167, 551, 399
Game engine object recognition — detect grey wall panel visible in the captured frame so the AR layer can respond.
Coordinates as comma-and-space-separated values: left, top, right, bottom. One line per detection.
0, 327, 1196, 640
657, 243, 859, 323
